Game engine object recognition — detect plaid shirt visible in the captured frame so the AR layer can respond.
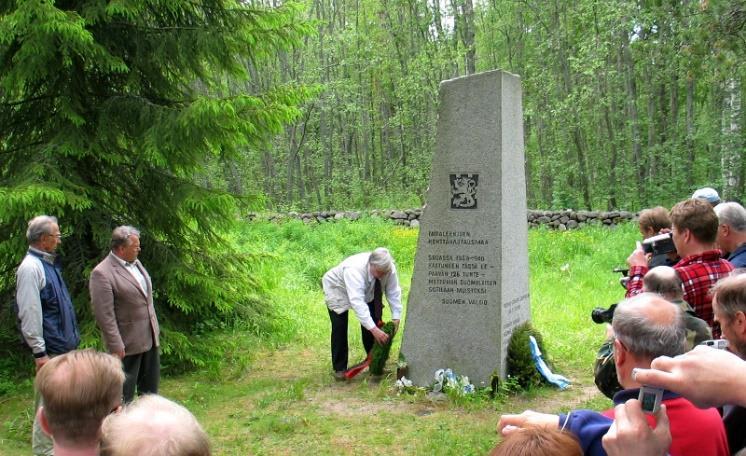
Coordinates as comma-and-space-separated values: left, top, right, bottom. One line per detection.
626, 250, 733, 337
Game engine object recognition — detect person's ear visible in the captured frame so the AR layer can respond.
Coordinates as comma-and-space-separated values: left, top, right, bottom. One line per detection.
682, 228, 693, 243
734, 311, 746, 337
37, 407, 53, 437
613, 339, 626, 366
719, 224, 730, 238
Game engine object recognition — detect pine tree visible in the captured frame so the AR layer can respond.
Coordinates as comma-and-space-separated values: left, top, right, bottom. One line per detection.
0, 0, 310, 369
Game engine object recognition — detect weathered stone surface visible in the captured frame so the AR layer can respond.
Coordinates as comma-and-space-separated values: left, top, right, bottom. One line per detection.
400, 70, 530, 387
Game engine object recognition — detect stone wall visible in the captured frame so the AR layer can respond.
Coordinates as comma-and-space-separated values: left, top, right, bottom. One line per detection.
248, 208, 637, 230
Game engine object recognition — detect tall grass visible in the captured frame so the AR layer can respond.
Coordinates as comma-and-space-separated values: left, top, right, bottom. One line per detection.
528, 224, 638, 373
232, 217, 638, 375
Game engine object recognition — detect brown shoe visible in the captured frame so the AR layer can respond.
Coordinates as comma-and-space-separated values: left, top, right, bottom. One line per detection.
334, 371, 347, 381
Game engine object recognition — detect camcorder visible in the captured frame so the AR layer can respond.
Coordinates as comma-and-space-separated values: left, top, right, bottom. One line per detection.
642, 232, 676, 256
591, 303, 617, 324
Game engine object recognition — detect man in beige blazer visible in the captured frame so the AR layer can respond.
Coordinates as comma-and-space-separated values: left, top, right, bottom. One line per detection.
90, 226, 160, 403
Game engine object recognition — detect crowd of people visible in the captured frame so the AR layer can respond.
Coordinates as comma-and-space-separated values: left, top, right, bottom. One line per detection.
15, 217, 209, 455
494, 189, 746, 456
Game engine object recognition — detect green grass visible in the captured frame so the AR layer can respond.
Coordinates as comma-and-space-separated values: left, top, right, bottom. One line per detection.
0, 218, 636, 455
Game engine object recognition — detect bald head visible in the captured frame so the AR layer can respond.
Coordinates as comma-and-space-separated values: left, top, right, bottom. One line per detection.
612, 293, 687, 360
643, 266, 684, 301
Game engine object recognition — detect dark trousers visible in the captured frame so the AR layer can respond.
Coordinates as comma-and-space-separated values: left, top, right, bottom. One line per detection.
329, 301, 376, 372
122, 344, 160, 403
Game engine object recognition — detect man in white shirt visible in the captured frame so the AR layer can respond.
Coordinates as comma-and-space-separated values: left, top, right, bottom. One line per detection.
322, 248, 402, 379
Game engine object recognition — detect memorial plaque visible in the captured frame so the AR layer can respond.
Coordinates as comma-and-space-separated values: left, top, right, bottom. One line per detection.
400, 70, 530, 387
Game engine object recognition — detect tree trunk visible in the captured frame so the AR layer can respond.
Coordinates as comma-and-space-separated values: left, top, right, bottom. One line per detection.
620, 28, 644, 203
721, 78, 742, 199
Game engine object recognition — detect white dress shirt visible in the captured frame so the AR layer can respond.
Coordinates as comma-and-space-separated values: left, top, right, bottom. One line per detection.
322, 252, 402, 330
111, 252, 148, 294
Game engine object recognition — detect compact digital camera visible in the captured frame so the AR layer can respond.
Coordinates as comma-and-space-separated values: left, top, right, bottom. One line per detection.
700, 339, 729, 350
639, 385, 664, 414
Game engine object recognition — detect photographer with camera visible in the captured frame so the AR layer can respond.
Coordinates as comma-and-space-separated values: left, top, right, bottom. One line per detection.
635, 273, 746, 454
593, 266, 712, 399
626, 199, 733, 337
499, 294, 728, 456
638, 207, 678, 268
617, 207, 678, 290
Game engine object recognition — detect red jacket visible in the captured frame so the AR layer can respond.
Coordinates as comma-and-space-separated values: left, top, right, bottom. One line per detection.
603, 390, 729, 456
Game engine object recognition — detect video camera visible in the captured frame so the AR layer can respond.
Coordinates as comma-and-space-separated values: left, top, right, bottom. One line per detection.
641, 232, 676, 256
591, 303, 617, 324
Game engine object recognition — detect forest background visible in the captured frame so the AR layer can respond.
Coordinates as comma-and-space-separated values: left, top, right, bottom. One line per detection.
238, 0, 746, 210
0, 0, 744, 386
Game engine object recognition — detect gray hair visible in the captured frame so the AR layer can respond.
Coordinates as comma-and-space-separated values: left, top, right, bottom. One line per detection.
26, 215, 58, 244
712, 272, 746, 321
369, 247, 393, 274
612, 293, 687, 359
643, 266, 684, 301
110, 226, 140, 250
715, 202, 746, 232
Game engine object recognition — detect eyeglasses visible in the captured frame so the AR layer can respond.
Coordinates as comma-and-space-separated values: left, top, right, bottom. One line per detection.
47, 233, 63, 239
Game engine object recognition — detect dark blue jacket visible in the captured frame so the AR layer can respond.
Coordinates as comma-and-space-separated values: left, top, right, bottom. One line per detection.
728, 243, 746, 269
558, 389, 682, 456
28, 250, 80, 354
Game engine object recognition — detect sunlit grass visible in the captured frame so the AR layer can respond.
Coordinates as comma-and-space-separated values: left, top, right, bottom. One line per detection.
0, 219, 634, 455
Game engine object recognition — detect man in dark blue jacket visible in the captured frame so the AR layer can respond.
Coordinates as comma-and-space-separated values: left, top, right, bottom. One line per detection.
16, 215, 80, 456
715, 202, 746, 268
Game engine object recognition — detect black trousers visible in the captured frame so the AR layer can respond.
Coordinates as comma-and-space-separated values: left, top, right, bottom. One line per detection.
122, 344, 160, 403
329, 301, 376, 372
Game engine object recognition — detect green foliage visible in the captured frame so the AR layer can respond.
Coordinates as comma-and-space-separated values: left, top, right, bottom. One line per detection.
0, 1, 310, 371
236, 0, 746, 210
369, 321, 396, 375
0, 220, 636, 453
506, 322, 550, 389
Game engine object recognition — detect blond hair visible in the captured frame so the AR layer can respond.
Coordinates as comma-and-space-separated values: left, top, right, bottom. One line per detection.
100, 395, 211, 456
35, 350, 124, 446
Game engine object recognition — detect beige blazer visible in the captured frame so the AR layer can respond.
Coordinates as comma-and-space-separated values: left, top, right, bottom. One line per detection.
90, 253, 160, 356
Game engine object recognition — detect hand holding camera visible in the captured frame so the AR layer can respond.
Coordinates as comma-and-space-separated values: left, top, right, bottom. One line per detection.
627, 241, 648, 268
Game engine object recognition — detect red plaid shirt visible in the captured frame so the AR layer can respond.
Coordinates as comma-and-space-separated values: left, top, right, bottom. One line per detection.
626, 250, 733, 337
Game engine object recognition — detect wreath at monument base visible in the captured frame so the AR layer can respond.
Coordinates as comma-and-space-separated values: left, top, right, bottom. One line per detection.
344, 321, 397, 379
505, 322, 553, 389
370, 321, 397, 375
